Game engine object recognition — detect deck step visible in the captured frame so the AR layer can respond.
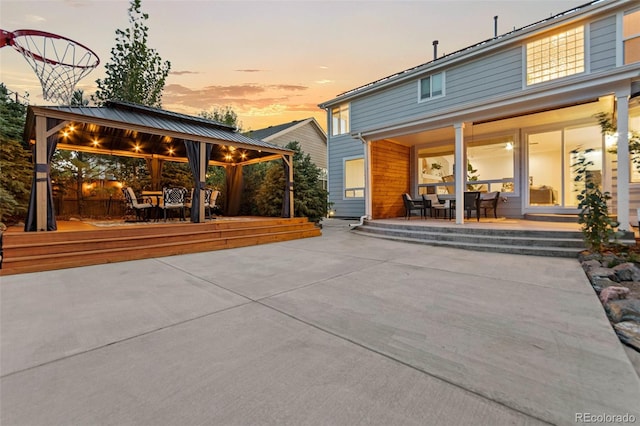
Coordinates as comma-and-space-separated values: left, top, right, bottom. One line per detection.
0, 218, 321, 276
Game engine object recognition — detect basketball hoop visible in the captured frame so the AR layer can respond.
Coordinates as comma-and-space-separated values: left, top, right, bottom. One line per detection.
1, 29, 100, 105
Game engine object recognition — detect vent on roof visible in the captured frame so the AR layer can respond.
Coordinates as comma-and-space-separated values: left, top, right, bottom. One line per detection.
433, 40, 439, 60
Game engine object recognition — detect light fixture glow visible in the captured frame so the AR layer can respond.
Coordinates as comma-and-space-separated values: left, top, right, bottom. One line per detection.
505, 142, 513, 151
168, 147, 175, 155
134, 144, 141, 152
92, 138, 99, 147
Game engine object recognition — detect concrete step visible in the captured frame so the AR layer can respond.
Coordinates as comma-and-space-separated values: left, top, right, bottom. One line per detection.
352, 220, 591, 257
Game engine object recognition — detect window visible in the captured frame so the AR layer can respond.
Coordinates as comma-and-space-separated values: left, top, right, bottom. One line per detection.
417, 136, 515, 195
331, 104, 350, 136
526, 26, 585, 85
623, 9, 640, 65
419, 72, 444, 100
344, 157, 364, 198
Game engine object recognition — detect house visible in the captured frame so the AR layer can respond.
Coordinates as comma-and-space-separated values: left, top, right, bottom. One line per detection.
319, 0, 640, 229
246, 118, 328, 188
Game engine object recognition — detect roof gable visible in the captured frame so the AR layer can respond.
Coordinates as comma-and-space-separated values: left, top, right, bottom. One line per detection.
247, 117, 326, 142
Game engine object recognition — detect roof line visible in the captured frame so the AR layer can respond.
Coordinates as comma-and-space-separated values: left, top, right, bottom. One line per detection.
327, 0, 604, 102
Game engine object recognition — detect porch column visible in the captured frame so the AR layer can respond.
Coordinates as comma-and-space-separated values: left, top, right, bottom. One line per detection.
616, 91, 630, 231
454, 122, 465, 225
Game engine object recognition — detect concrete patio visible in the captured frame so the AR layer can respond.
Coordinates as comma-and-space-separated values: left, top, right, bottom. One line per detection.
1, 219, 639, 425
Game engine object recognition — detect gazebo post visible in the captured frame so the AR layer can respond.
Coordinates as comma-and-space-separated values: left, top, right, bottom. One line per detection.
199, 141, 206, 221
35, 115, 48, 231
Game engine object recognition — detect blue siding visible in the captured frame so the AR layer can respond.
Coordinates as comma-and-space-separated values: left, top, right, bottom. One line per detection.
352, 47, 523, 132
590, 16, 617, 72
328, 134, 365, 218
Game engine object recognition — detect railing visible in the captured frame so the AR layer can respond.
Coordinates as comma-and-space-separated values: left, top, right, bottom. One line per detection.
418, 178, 514, 195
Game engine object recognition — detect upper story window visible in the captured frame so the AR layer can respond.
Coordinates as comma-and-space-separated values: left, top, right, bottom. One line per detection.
331, 104, 350, 136
526, 26, 585, 85
623, 9, 640, 64
419, 72, 444, 101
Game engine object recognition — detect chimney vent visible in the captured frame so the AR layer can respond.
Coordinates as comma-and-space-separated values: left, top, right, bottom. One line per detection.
494, 16, 498, 37
433, 40, 439, 60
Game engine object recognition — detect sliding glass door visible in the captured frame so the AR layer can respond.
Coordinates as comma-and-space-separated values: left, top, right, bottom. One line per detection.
526, 124, 602, 209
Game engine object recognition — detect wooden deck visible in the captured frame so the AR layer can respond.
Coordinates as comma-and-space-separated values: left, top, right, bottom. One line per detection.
0, 217, 321, 276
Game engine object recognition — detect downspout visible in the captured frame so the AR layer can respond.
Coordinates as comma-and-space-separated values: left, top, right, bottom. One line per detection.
350, 133, 370, 229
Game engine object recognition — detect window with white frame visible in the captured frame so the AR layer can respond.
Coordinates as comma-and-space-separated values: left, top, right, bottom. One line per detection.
344, 157, 364, 198
419, 72, 444, 100
331, 104, 350, 136
623, 9, 640, 65
526, 26, 585, 85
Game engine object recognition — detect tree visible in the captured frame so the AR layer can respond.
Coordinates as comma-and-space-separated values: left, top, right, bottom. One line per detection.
0, 84, 32, 225
256, 141, 328, 223
92, 0, 171, 108
199, 106, 243, 131
70, 89, 89, 106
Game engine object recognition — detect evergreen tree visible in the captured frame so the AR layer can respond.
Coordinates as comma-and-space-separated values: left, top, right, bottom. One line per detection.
0, 84, 32, 225
256, 141, 328, 223
92, 0, 171, 107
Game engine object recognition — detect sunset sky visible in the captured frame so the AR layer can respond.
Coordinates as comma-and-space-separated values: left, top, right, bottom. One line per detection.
1, 0, 587, 132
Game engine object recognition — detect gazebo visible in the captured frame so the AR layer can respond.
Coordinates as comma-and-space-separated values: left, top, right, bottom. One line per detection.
22, 101, 295, 231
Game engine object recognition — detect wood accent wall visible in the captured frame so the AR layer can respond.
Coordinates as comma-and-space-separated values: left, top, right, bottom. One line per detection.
371, 141, 410, 219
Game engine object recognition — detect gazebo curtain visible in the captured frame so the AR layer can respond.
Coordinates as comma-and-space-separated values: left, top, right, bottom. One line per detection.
225, 164, 243, 216
24, 118, 58, 232
282, 158, 291, 218
185, 140, 212, 223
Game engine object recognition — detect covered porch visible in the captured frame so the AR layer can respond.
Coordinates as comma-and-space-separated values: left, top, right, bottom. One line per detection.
358, 81, 639, 231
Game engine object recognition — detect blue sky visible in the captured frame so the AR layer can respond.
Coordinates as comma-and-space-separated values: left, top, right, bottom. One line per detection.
0, 0, 587, 130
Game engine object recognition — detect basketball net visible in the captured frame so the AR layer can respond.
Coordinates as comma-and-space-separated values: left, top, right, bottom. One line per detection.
1, 29, 100, 105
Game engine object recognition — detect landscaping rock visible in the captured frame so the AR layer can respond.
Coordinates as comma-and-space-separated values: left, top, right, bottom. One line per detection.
613, 262, 640, 282
587, 267, 618, 282
599, 286, 630, 303
581, 259, 602, 270
591, 277, 618, 294
606, 299, 640, 323
614, 321, 640, 351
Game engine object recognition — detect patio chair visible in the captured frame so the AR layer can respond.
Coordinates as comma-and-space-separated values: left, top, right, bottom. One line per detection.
450, 191, 481, 221
479, 191, 501, 218
158, 187, 187, 221
422, 194, 445, 219
122, 187, 154, 221
206, 189, 220, 219
402, 193, 426, 220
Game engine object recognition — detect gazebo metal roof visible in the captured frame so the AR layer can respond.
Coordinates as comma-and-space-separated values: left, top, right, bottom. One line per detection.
24, 100, 292, 164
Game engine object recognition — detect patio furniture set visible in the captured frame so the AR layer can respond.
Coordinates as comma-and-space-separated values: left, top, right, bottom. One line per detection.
122, 187, 220, 222
403, 191, 501, 221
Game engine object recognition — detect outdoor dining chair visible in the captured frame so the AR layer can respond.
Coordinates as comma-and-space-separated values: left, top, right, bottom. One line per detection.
122, 187, 154, 221
158, 187, 187, 221
402, 193, 426, 220
479, 191, 501, 218
450, 191, 481, 221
